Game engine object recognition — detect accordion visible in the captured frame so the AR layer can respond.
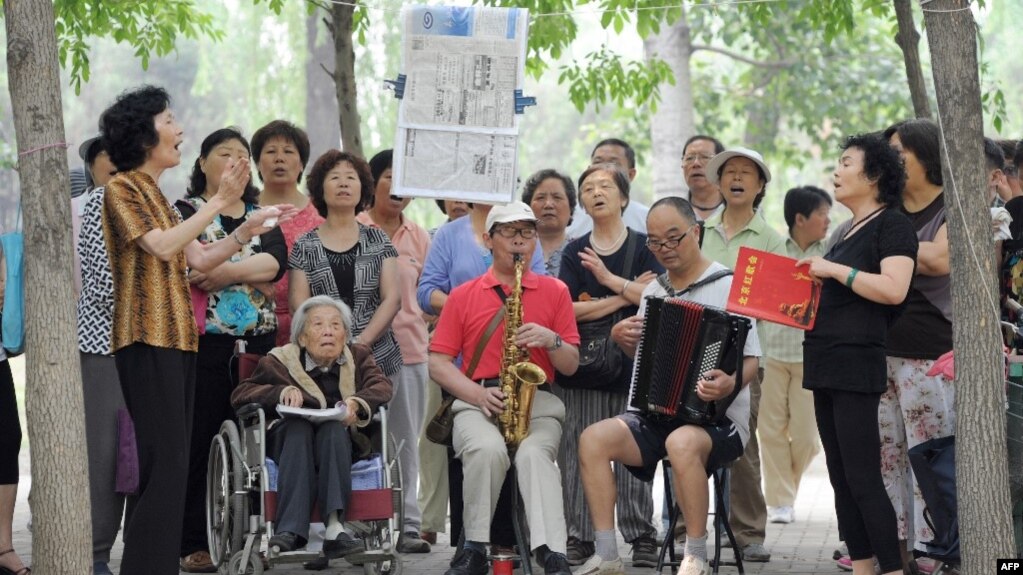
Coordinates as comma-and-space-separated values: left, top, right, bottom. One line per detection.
629, 297, 751, 425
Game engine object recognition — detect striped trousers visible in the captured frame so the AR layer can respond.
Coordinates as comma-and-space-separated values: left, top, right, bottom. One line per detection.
557, 386, 657, 542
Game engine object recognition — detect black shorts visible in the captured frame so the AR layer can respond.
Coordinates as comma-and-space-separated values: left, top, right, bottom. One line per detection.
618, 411, 744, 482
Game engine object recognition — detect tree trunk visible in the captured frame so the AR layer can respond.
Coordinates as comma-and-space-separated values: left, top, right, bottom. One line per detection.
921, 0, 1016, 571
329, 1, 363, 156
894, 0, 932, 119
645, 9, 695, 201
3, 0, 92, 573
306, 10, 342, 155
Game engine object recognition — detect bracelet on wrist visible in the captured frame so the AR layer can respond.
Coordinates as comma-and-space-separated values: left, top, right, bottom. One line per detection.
845, 267, 859, 288
620, 279, 631, 295
231, 230, 247, 246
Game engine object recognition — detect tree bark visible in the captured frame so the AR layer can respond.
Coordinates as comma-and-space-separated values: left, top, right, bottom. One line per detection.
306, 10, 342, 155
894, 0, 932, 119
329, 1, 364, 156
921, 0, 1016, 571
645, 8, 695, 201
3, 0, 92, 573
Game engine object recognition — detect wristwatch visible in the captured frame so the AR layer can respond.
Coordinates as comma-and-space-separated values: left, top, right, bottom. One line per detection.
547, 334, 563, 351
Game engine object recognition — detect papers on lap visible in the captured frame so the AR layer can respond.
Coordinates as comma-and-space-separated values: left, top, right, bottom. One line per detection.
276, 403, 349, 425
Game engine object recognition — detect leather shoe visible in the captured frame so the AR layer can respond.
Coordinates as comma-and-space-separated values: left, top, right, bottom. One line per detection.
324, 532, 364, 559
444, 546, 488, 575
544, 552, 572, 575
269, 531, 307, 553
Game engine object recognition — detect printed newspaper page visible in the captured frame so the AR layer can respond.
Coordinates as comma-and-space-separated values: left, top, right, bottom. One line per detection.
392, 6, 529, 204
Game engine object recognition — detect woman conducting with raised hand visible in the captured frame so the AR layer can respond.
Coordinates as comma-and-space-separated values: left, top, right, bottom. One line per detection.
252, 120, 324, 346
556, 163, 663, 568
798, 134, 918, 575
289, 150, 404, 388
99, 85, 296, 575
176, 128, 289, 573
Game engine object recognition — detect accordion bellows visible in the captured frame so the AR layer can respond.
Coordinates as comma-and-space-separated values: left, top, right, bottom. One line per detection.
630, 298, 751, 425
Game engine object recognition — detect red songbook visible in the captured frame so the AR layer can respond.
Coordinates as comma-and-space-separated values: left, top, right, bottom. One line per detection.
725, 247, 820, 331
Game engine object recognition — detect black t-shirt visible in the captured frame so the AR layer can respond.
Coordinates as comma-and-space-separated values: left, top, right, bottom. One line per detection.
803, 209, 918, 393
885, 196, 953, 359
175, 200, 288, 283
558, 229, 664, 307
558, 229, 664, 388
324, 244, 358, 311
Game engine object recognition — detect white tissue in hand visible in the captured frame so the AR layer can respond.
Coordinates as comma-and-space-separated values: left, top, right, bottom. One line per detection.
262, 206, 281, 228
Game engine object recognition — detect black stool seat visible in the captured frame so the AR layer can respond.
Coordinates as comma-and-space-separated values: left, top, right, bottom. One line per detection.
657, 459, 744, 574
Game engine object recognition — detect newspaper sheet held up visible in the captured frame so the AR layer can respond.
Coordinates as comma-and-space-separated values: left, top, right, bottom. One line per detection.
392, 6, 530, 204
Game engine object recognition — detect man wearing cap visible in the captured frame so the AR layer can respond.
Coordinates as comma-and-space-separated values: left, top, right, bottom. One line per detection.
429, 202, 580, 575
699, 147, 785, 563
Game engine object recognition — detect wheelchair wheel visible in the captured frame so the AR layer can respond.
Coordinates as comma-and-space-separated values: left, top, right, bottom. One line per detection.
226, 549, 264, 575
207, 422, 247, 567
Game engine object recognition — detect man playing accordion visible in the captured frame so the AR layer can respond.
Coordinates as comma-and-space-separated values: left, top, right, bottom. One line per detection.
575, 197, 761, 575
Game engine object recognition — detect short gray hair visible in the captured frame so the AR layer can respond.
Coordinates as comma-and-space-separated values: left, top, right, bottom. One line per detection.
290, 295, 354, 346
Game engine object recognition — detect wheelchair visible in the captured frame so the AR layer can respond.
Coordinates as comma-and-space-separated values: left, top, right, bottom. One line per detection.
206, 352, 405, 575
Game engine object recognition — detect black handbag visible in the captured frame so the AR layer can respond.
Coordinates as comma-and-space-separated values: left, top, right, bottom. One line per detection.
908, 435, 960, 563
556, 231, 639, 394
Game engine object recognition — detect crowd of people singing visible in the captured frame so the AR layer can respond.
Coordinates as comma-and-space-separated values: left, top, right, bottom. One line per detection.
2, 83, 1021, 575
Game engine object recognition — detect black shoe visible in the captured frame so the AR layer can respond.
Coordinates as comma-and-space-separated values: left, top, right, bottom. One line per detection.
397, 531, 432, 553
544, 552, 572, 575
269, 531, 308, 553
323, 532, 364, 559
444, 547, 488, 575
631, 535, 659, 567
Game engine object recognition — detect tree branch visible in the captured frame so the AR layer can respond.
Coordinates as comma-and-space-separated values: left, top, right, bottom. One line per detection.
320, 62, 337, 81
691, 44, 795, 69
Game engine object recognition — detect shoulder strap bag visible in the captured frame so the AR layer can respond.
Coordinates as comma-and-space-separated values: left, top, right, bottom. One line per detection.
425, 288, 507, 446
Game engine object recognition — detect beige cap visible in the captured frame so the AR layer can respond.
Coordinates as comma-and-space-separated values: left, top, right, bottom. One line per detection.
485, 201, 537, 231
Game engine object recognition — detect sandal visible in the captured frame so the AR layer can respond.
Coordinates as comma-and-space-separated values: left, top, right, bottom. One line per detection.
0, 549, 30, 575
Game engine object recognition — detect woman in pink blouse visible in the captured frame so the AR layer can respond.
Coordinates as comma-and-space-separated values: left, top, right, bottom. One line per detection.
252, 120, 325, 346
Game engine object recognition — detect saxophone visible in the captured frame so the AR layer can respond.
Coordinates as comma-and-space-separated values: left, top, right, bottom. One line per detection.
497, 254, 547, 449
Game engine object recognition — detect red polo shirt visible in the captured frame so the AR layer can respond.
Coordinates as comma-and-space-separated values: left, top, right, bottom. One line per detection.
430, 268, 580, 382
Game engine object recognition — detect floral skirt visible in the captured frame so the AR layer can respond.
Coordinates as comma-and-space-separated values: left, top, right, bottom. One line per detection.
879, 356, 956, 549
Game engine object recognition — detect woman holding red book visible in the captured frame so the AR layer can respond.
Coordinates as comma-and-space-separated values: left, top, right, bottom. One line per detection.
798, 134, 918, 575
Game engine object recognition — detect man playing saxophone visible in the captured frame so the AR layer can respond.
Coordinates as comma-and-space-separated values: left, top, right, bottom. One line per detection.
429, 202, 581, 575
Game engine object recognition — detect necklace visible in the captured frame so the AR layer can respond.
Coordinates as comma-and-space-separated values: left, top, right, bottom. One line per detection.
590, 226, 628, 252
841, 205, 886, 241
691, 199, 724, 212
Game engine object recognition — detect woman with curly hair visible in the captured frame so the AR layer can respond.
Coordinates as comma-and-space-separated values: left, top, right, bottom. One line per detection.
174, 128, 288, 572
521, 169, 577, 278
797, 134, 918, 575
99, 86, 295, 575
289, 149, 403, 384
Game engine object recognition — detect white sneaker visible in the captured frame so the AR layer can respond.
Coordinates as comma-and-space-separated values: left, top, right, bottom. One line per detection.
572, 554, 625, 575
678, 556, 712, 575
767, 505, 794, 524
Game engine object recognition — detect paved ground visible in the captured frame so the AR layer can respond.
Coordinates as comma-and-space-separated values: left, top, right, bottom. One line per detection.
8, 355, 849, 574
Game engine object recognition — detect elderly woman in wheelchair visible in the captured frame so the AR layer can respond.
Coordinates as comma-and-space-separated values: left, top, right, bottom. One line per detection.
231, 295, 393, 559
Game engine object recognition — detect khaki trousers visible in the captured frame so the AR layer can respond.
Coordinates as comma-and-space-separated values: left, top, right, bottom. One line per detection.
758, 358, 820, 508
729, 370, 767, 547
452, 391, 568, 554
417, 379, 450, 532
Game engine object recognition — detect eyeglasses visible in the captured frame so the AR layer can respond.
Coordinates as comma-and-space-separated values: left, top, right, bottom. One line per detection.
682, 154, 714, 166
645, 226, 696, 251
493, 226, 537, 239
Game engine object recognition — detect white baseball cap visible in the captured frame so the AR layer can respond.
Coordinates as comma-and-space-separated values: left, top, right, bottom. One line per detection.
485, 201, 538, 232
705, 147, 772, 185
